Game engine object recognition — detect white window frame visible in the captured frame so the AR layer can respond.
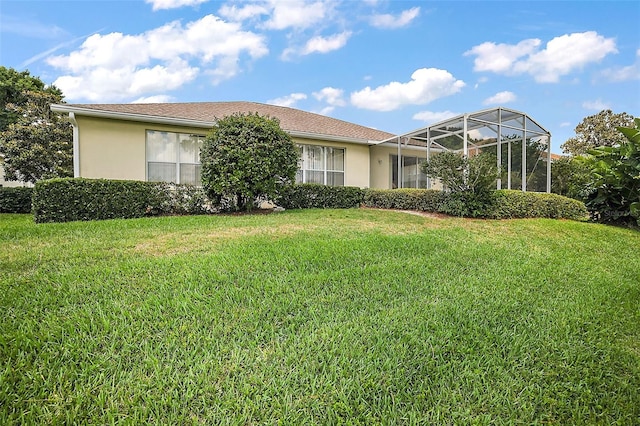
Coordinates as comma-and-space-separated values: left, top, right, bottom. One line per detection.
296, 144, 345, 186
146, 130, 205, 185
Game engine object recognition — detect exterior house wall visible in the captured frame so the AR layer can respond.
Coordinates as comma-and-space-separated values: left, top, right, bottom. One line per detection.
76, 116, 373, 188
293, 137, 370, 188
369, 144, 429, 189
76, 116, 209, 181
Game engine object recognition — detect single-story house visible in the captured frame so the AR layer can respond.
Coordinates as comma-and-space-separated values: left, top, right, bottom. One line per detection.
49, 102, 551, 192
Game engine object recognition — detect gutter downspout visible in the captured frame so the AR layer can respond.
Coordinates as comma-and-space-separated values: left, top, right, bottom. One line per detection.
68, 112, 80, 177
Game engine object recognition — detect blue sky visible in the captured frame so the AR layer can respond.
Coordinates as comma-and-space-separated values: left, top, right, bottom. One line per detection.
1, 0, 639, 153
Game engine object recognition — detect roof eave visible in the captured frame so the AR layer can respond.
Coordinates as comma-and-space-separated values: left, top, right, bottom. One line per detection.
51, 104, 382, 145
50, 104, 214, 129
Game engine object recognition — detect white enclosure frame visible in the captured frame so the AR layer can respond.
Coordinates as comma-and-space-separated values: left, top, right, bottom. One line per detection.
379, 107, 552, 192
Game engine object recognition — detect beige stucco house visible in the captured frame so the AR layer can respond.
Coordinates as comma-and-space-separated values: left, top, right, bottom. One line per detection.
50, 101, 432, 190
49, 102, 551, 192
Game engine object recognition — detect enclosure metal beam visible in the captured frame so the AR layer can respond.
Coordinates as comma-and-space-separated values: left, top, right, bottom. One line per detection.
497, 113, 502, 190
522, 123, 527, 192
547, 136, 552, 193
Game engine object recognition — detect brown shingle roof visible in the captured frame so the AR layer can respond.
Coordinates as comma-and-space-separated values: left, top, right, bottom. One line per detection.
65, 101, 394, 142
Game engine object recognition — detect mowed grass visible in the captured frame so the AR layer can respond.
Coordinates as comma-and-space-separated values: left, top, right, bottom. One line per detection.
1, 209, 639, 425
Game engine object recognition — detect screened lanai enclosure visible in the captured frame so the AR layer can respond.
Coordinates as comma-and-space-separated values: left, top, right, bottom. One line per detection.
382, 107, 552, 192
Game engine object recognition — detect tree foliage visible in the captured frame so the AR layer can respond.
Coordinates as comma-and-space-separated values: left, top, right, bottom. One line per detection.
551, 156, 593, 200
0, 91, 73, 183
422, 150, 500, 194
580, 118, 640, 227
0, 66, 63, 132
421, 151, 500, 217
561, 110, 635, 156
200, 113, 299, 211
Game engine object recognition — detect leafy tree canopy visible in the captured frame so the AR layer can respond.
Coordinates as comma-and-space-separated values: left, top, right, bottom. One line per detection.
200, 113, 299, 211
0, 66, 63, 132
561, 110, 635, 156
0, 91, 73, 183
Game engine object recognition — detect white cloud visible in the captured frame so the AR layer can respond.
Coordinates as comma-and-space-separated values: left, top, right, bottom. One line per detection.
559, 121, 572, 128
465, 39, 541, 73
370, 7, 420, 29
582, 99, 610, 111
267, 92, 307, 107
601, 48, 640, 82
218, 3, 270, 22
46, 15, 268, 102
313, 87, 346, 106
412, 110, 459, 124
483, 91, 516, 105
262, 0, 329, 30
282, 31, 352, 59
465, 31, 618, 83
350, 68, 465, 111
302, 31, 352, 55
145, 0, 209, 11
131, 95, 175, 103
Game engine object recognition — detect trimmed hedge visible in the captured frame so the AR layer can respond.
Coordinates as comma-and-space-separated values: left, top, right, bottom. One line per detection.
363, 188, 445, 212
0, 186, 34, 213
488, 190, 589, 221
32, 178, 215, 223
32, 178, 169, 223
277, 183, 364, 209
362, 188, 588, 221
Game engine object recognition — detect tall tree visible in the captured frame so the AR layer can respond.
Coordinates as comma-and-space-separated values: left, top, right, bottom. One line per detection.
0, 67, 63, 132
0, 67, 71, 183
561, 110, 635, 156
0, 91, 73, 183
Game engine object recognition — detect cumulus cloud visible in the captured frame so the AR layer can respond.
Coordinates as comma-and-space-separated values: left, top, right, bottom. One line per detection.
267, 92, 307, 107
46, 15, 268, 102
145, 0, 209, 11
302, 31, 352, 55
313, 87, 346, 106
412, 110, 459, 124
601, 48, 640, 82
465, 31, 618, 83
262, 0, 329, 30
282, 31, 352, 59
370, 7, 420, 29
483, 91, 516, 105
350, 68, 465, 111
218, 3, 270, 21
582, 99, 610, 111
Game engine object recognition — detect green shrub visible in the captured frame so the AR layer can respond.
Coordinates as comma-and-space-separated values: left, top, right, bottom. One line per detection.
33, 178, 165, 223
0, 186, 33, 213
580, 118, 640, 227
32, 178, 218, 223
363, 189, 445, 211
489, 190, 589, 221
362, 188, 587, 221
201, 113, 299, 211
277, 184, 364, 209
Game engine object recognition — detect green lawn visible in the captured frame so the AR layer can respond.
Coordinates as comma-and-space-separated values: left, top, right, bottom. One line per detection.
1, 210, 639, 424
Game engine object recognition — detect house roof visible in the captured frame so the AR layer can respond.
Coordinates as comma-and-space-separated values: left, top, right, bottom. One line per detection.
51, 101, 394, 144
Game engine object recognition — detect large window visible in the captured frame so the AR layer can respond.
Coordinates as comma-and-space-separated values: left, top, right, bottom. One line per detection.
296, 144, 345, 186
146, 131, 204, 185
391, 155, 427, 189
